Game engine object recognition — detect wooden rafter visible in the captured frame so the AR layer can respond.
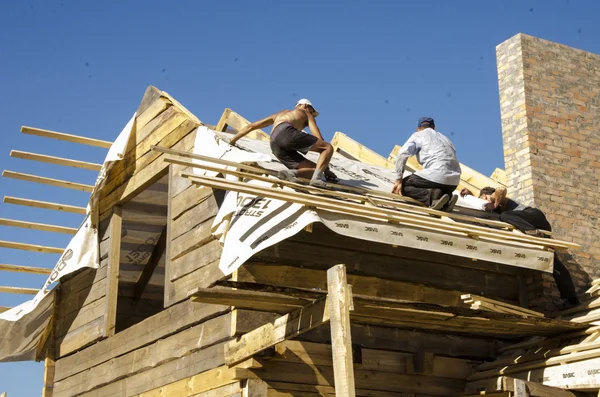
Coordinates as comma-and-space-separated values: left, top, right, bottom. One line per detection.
0, 264, 51, 275
10, 150, 102, 171
0, 218, 77, 234
133, 226, 167, 301
2, 170, 94, 192
20, 126, 112, 148
0, 286, 38, 294
4, 196, 86, 214
0, 240, 63, 254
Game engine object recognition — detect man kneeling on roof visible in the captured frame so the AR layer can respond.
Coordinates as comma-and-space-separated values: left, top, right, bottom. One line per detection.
229, 99, 338, 187
392, 117, 461, 212
462, 186, 580, 307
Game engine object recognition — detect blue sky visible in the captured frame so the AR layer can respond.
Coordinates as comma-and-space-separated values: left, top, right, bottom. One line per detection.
1, 0, 599, 394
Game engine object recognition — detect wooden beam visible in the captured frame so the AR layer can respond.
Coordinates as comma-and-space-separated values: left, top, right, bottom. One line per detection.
327, 265, 356, 397
0, 286, 38, 294
20, 126, 112, 148
4, 196, 87, 214
225, 296, 330, 365
0, 218, 77, 235
133, 226, 167, 301
0, 240, 63, 254
104, 207, 122, 337
0, 264, 51, 275
2, 170, 95, 192
184, 172, 576, 251
10, 150, 102, 171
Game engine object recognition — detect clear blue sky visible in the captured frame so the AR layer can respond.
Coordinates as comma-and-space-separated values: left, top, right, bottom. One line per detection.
1, 1, 599, 395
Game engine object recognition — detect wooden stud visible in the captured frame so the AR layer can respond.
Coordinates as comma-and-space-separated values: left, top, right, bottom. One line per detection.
105, 206, 122, 337
0, 218, 77, 235
2, 170, 95, 192
225, 296, 330, 365
215, 108, 233, 132
134, 226, 167, 301
10, 150, 102, 171
0, 240, 63, 254
4, 196, 87, 214
327, 264, 356, 397
0, 264, 51, 275
20, 126, 112, 148
0, 286, 38, 294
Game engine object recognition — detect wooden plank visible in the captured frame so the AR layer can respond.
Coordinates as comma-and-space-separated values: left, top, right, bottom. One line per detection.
4, 196, 87, 214
190, 287, 313, 313
184, 172, 576, 251
10, 150, 102, 171
136, 98, 170, 130
55, 298, 106, 339
20, 126, 112, 148
53, 317, 235, 396
170, 239, 221, 282
514, 378, 528, 397
166, 259, 224, 307
104, 207, 122, 337
225, 296, 329, 365
327, 265, 356, 397
0, 286, 38, 294
2, 170, 95, 192
98, 125, 197, 216
120, 362, 251, 397
134, 226, 167, 301
461, 294, 543, 317
55, 316, 106, 358
54, 301, 229, 381
57, 278, 107, 320
0, 264, 52, 275
42, 354, 56, 397
0, 218, 77, 234
274, 340, 478, 379
0, 240, 63, 254
136, 86, 164, 115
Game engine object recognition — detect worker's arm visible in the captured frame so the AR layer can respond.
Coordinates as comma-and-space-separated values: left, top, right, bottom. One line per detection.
392, 136, 419, 194
306, 111, 324, 141
230, 113, 277, 145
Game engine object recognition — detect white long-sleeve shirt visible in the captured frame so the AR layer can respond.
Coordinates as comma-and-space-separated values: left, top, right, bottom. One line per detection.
395, 128, 461, 186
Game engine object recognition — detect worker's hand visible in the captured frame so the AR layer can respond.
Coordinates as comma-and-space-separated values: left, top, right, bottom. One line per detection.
460, 188, 474, 198
493, 187, 507, 208
483, 202, 496, 212
392, 180, 403, 195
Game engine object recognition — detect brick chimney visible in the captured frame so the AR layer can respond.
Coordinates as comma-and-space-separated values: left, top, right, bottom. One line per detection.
496, 33, 600, 309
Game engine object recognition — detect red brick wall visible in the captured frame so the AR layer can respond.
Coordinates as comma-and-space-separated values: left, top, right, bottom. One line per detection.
497, 33, 600, 309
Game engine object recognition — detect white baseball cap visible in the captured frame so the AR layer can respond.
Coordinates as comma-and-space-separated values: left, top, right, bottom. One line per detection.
296, 98, 319, 117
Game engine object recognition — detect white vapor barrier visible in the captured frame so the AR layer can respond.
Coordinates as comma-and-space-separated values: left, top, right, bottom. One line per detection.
191, 127, 554, 277
0, 113, 136, 362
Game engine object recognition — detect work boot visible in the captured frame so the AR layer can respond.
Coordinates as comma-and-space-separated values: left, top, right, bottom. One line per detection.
442, 195, 459, 212
309, 179, 329, 188
277, 169, 301, 183
430, 194, 450, 210
324, 168, 340, 184
525, 229, 547, 238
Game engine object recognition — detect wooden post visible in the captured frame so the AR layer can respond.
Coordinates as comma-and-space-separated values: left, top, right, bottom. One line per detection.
105, 206, 122, 337
242, 379, 267, 397
1, 392, 7, 397
327, 264, 356, 397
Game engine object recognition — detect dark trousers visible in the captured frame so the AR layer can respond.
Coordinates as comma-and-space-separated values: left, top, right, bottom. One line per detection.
401, 174, 457, 206
500, 208, 577, 300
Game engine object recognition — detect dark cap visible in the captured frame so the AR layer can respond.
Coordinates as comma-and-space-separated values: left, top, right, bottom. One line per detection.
417, 117, 435, 127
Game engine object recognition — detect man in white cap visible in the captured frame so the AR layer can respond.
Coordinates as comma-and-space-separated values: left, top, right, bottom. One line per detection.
230, 99, 338, 186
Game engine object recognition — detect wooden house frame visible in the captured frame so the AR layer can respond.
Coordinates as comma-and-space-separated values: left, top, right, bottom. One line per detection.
0, 86, 593, 397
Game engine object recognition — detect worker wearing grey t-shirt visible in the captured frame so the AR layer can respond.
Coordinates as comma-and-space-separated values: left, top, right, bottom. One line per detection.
393, 117, 461, 212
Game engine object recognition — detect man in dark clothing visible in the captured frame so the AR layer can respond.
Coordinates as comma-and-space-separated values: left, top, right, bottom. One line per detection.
474, 186, 580, 306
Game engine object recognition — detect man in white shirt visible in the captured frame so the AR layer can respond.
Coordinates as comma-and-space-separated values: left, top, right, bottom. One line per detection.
392, 117, 461, 211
